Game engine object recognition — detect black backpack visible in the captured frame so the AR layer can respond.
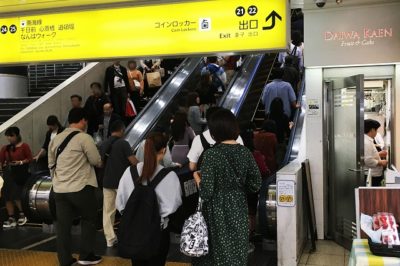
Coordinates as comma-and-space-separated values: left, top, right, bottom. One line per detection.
197, 133, 213, 169
95, 137, 119, 187
118, 166, 171, 259
285, 46, 300, 71
207, 65, 225, 93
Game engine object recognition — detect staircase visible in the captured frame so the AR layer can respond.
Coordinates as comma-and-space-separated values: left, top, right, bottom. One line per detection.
28, 63, 83, 97
0, 63, 83, 126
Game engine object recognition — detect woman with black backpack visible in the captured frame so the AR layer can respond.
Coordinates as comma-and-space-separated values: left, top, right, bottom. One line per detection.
116, 132, 182, 266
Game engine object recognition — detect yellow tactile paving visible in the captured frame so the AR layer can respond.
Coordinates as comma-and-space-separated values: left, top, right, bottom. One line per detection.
0, 249, 191, 266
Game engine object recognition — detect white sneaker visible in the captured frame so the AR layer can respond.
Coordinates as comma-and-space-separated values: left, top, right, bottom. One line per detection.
106, 238, 118, 248
3, 217, 17, 229
17, 213, 27, 226
78, 254, 102, 265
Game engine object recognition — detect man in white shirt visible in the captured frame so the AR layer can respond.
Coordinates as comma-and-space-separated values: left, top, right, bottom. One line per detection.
187, 107, 243, 171
364, 119, 388, 186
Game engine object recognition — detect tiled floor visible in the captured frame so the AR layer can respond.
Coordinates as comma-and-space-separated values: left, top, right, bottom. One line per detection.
0, 249, 190, 266
299, 240, 350, 266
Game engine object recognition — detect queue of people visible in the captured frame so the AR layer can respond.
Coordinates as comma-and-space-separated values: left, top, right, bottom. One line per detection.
0, 56, 271, 266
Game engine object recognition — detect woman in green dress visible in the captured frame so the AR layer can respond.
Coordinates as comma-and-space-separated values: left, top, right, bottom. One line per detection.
193, 109, 262, 266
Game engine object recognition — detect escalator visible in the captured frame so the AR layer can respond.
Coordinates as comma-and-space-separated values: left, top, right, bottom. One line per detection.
124, 57, 204, 149
115, 54, 276, 233
21, 53, 286, 228
221, 53, 306, 242
21, 57, 204, 224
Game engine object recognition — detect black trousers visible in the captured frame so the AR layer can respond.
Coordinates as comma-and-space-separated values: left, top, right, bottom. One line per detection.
131, 228, 170, 266
54, 186, 98, 266
111, 87, 128, 117
130, 90, 141, 114
364, 175, 384, 186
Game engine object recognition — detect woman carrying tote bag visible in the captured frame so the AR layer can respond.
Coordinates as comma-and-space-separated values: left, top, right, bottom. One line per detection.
192, 109, 261, 266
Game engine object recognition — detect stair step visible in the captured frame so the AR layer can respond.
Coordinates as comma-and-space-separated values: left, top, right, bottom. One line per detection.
0, 103, 33, 109
0, 114, 17, 122
30, 72, 79, 76
0, 109, 21, 116
0, 97, 39, 103
28, 92, 48, 97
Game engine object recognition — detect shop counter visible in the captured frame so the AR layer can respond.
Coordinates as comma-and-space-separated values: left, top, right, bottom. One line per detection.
349, 239, 400, 266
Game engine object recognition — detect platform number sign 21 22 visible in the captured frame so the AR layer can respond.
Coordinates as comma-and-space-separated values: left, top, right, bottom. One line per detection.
236, 6, 258, 17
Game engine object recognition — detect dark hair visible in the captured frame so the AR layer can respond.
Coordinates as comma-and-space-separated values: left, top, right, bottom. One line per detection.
110, 120, 125, 133
206, 106, 223, 121
291, 31, 302, 46
285, 55, 293, 65
269, 97, 285, 118
47, 115, 61, 128
171, 111, 188, 141
5, 126, 20, 137
186, 92, 199, 107
5, 126, 22, 144
364, 119, 381, 134
262, 120, 278, 135
70, 94, 82, 101
208, 109, 239, 142
240, 122, 255, 152
128, 60, 137, 67
208, 56, 218, 64
90, 82, 102, 89
140, 132, 168, 183
271, 67, 284, 79
68, 108, 87, 124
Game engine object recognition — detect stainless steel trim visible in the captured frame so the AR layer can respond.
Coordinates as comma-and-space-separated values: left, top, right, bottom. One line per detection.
219, 54, 264, 114
124, 57, 203, 150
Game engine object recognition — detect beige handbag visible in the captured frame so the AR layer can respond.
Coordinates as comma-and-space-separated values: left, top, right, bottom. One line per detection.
155, 67, 165, 78
146, 71, 162, 88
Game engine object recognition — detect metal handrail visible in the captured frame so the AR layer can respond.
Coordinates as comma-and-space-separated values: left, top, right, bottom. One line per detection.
219, 54, 264, 114
282, 71, 306, 165
249, 54, 278, 123
124, 57, 204, 150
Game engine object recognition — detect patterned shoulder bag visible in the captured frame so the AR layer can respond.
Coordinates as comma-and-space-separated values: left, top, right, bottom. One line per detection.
180, 196, 209, 257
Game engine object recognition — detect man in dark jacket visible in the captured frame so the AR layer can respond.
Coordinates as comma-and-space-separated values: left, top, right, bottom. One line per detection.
104, 61, 129, 117
84, 82, 110, 136
98, 103, 122, 141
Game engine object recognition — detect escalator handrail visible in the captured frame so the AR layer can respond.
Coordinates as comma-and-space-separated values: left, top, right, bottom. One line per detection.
282, 71, 306, 165
219, 54, 265, 115
218, 54, 256, 109
124, 57, 204, 150
248, 54, 278, 123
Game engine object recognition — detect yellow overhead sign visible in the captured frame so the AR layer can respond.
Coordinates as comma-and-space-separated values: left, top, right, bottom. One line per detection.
0, 0, 143, 14
0, 0, 288, 64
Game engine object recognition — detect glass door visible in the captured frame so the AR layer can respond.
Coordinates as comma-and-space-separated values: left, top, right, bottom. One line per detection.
327, 75, 364, 249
